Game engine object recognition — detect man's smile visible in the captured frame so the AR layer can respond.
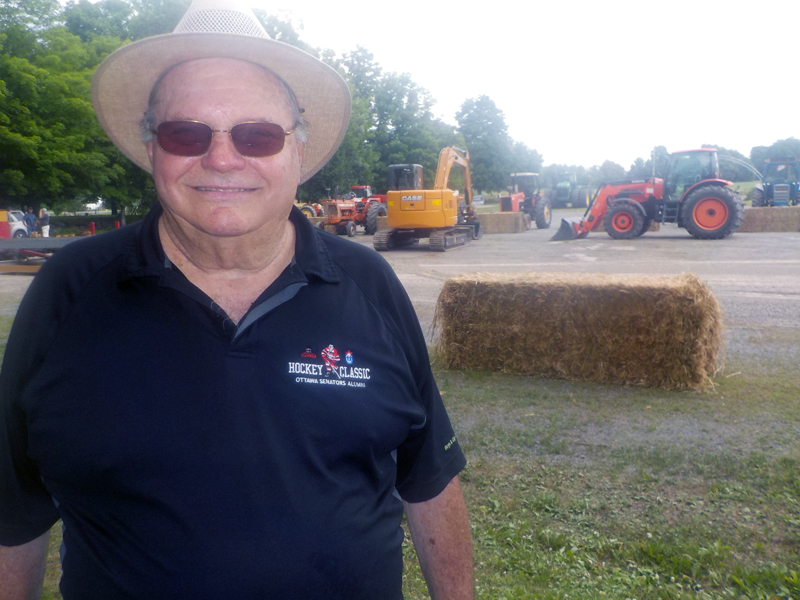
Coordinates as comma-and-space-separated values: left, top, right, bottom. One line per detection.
193, 186, 256, 192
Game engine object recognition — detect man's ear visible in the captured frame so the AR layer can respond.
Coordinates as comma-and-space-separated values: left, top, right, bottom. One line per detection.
146, 140, 155, 168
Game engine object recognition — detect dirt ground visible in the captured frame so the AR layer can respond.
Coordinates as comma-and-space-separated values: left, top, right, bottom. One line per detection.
2, 211, 799, 361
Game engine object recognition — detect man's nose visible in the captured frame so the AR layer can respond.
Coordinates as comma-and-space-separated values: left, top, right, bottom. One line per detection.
201, 131, 248, 171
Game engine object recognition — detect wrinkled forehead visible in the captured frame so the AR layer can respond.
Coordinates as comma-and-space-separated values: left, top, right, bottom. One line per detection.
149, 57, 295, 116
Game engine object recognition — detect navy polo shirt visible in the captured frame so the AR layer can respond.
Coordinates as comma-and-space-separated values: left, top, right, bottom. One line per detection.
0, 205, 465, 599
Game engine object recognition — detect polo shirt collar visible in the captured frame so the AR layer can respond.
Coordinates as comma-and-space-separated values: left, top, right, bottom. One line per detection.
118, 203, 340, 286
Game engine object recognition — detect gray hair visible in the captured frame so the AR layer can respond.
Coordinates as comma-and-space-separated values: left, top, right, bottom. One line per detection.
140, 62, 309, 146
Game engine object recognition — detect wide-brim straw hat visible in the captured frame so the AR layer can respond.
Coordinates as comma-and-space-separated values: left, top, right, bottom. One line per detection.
91, 0, 351, 184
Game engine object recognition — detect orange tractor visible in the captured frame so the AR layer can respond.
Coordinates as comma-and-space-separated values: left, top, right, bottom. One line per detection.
498, 172, 552, 229
318, 185, 388, 236
551, 148, 745, 241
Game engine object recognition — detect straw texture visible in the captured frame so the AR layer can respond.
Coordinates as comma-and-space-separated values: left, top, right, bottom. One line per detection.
434, 272, 724, 389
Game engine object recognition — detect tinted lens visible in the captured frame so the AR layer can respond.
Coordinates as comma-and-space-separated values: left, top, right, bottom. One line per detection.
156, 121, 213, 156
155, 121, 288, 158
230, 122, 287, 157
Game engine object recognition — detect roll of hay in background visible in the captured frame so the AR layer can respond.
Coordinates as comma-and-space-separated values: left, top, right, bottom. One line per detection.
434, 272, 723, 389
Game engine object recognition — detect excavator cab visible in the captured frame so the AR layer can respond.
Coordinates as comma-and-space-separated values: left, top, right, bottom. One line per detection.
388, 164, 424, 191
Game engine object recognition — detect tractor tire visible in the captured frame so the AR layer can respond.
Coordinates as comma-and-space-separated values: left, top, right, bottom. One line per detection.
364, 202, 386, 235
300, 205, 316, 219
751, 187, 766, 207
681, 186, 744, 239
576, 187, 591, 208
636, 217, 653, 237
603, 203, 644, 239
569, 187, 580, 207
532, 197, 552, 229
345, 221, 356, 237
13, 230, 27, 238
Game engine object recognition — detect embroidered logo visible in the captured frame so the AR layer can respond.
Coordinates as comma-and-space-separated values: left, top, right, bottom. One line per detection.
288, 344, 370, 388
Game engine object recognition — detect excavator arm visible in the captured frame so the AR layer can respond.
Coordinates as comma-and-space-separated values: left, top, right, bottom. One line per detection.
433, 146, 472, 205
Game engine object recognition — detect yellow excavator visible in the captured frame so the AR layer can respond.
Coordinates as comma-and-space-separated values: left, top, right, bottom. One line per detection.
373, 146, 482, 251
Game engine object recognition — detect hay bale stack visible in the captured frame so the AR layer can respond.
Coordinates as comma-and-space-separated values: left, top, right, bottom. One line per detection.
434, 272, 723, 389
475, 212, 529, 234
738, 206, 800, 232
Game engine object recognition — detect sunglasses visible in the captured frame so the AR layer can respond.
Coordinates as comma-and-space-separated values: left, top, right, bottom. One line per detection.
152, 120, 296, 158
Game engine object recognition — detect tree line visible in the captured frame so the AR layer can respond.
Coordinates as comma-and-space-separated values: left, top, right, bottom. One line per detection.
2, 0, 798, 215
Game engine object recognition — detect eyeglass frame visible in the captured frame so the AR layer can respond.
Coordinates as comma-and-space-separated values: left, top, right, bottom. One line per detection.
150, 119, 298, 158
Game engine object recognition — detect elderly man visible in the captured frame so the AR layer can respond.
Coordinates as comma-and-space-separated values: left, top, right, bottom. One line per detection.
0, 2, 472, 599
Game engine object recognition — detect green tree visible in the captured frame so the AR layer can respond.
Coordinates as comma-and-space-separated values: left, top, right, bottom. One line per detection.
0, 0, 61, 58
627, 157, 650, 179
300, 92, 380, 201
750, 137, 800, 173
456, 95, 513, 193
62, 0, 133, 42
510, 141, 543, 176
370, 72, 448, 190
597, 160, 625, 184
702, 144, 757, 182
255, 10, 318, 57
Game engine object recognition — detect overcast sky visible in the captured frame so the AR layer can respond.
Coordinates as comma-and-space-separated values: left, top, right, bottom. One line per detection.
258, 0, 798, 169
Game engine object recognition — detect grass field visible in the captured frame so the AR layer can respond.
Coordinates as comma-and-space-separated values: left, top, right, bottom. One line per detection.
2, 312, 798, 599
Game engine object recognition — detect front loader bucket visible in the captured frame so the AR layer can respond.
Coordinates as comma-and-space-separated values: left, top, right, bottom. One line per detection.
550, 218, 580, 241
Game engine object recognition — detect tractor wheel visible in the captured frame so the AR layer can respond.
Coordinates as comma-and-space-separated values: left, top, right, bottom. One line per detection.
569, 187, 580, 207
681, 186, 744, 239
751, 187, 766, 207
636, 217, 653, 237
603, 203, 644, 239
577, 187, 591, 208
533, 197, 552, 229
364, 202, 386, 235
13, 230, 27, 238
300, 205, 316, 219
345, 221, 356, 237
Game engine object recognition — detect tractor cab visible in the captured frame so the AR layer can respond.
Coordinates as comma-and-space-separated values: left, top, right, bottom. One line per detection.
350, 185, 373, 200
663, 149, 719, 204
763, 161, 800, 183
510, 173, 541, 198
388, 164, 424, 191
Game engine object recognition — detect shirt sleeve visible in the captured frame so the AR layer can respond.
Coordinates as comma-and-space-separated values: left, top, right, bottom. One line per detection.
376, 264, 466, 503
0, 267, 62, 545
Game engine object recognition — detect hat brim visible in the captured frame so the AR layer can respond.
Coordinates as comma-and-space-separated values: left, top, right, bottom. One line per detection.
91, 32, 351, 184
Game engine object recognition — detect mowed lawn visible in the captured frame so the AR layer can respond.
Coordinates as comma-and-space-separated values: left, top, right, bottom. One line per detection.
2, 312, 798, 600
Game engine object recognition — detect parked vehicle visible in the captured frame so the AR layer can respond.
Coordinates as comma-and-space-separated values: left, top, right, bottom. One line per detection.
752, 159, 800, 207
551, 148, 745, 241
1, 210, 28, 239
498, 173, 552, 229
374, 147, 481, 251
